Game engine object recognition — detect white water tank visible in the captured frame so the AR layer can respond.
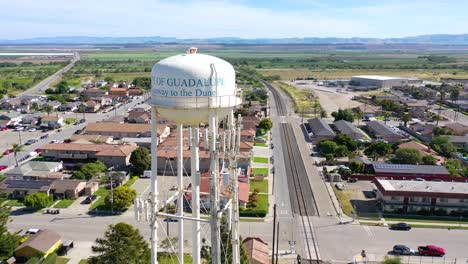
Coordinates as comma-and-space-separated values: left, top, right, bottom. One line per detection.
150, 48, 241, 124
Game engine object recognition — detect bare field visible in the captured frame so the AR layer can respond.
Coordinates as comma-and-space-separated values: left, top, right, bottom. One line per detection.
260, 68, 468, 80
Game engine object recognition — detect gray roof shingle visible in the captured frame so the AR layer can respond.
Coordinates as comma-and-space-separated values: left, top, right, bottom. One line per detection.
307, 118, 336, 137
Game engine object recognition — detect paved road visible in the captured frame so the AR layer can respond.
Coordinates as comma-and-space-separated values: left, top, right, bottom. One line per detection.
428, 105, 468, 125
17, 52, 80, 97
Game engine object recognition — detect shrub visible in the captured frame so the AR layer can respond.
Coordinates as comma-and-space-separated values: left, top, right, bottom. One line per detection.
24, 193, 53, 209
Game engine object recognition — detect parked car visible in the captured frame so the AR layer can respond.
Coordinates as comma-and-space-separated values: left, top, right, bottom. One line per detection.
84, 195, 97, 204
74, 129, 83, 134
40, 134, 49, 139
34, 149, 43, 153
79, 118, 86, 123
1, 127, 8, 131
25, 228, 40, 235
3, 149, 12, 155
73, 122, 80, 125
25, 139, 38, 145
418, 245, 445, 256
163, 217, 179, 222
414, 178, 425, 181
50, 140, 60, 144
393, 245, 414, 255
0, 165, 7, 171
14, 126, 25, 131
390, 223, 412, 231
255, 137, 267, 143
27, 128, 37, 132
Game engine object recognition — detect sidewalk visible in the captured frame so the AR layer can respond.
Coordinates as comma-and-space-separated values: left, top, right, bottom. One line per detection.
358, 219, 468, 228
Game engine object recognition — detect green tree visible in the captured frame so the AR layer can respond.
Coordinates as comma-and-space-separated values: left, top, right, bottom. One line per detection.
11, 143, 23, 167
219, 217, 250, 264
55, 80, 69, 94
2, 81, 11, 90
432, 127, 453, 137
318, 140, 337, 155
422, 155, 437, 165
104, 76, 115, 83
130, 147, 151, 175
391, 148, 422, 164
334, 134, 357, 152
44, 105, 54, 116
401, 113, 412, 127
349, 161, 365, 173
445, 158, 467, 177
320, 109, 327, 118
364, 141, 392, 160
132, 77, 151, 90
331, 108, 354, 123
431, 136, 456, 157
105, 186, 137, 211
258, 118, 273, 131
73, 161, 107, 180
89, 222, 150, 264
24, 193, 53, 209
335, 145, 349, 157
355, 111, 365, 126
0, 202, 20, 259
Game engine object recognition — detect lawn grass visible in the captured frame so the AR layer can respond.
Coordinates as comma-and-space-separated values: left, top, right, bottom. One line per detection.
158, 253, 193, 264
78, 260, 88, 264
53, 199, 74, 208
252, 168, 269, 175
6, 199, 24, 207
254, 142, 268, 147
64, 118, 78, 125
332, 186, 357, 217
253, 157, 269, 164
124, 176, 139, 187
56, 257, 70, 264
250, 180, 269, 193
383, 216, 468, 224
277, 82, 319, 114
89, 187, 109, 210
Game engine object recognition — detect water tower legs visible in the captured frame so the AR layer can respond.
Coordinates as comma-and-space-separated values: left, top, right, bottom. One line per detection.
191, 127, 201, 264
150, 108, 159, 264
177, 124, 184, 263
209, 112, 221, 264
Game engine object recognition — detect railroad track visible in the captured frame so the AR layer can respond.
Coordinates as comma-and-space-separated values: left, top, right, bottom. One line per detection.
265, 80, 321, 262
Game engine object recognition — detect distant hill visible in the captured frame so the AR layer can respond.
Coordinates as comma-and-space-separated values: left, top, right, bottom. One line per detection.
1, 34, 468, 45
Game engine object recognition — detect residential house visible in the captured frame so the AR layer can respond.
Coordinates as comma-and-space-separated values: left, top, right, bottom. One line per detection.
375, 179, 468, 216
95, 80, 108, 87
397, 141, 445, 164
242, 116, 260, 131
448, 135, 468, 152
241, 129, 256, 143
21, 114, 42, 125
445, 122, 468, 135
50, 179, 86, 199
0, 179, 53, 199
84, 122, 152, 138
186, 172, 249, 209
405, 100, 428, 118
243, 237, 269, 264
40, 116, 64, 128
81, 88, 108, 98
307, 118, 336, 143
353, 104, 381, 118
58, 102, 79, 112
332, 120, 369, 140
367, 121, 402, 143
84, 182, 99, 195
128, 88, 142, 96
0, 112, 22, 126
109, 88, 129, 97
15, 229, 62, 260
0, 98, 22, 110
79, 100, 100, 113
41, 143, 138, 168
372, 163, 450, 180
409, 122, 436, 140
69, 134, 112, 144
127, 110, 151, 124
5, 161, 64, 181
41, 101, 61, 111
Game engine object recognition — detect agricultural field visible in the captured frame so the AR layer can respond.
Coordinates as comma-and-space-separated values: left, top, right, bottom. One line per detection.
0, 61, 67, 96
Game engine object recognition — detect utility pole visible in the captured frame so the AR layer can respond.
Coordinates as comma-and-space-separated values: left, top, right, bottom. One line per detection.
176, 124, 184, 263
275, 222, 280, 264
17, 130, 22, 145
272, 204, 277, 263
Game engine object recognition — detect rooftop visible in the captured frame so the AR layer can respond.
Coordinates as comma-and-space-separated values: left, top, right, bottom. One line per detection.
376, 179, 468, 195
352, 75, 407, 81
16, 229, 61, 253
372, 163, 449, 175
85, 122, 150, 134
308, 118, 336, 137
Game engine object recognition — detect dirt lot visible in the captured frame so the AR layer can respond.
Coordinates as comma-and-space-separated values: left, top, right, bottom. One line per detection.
333, 180, 380, 218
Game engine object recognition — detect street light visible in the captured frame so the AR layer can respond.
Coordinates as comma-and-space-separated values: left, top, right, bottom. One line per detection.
17, 130, 22, 145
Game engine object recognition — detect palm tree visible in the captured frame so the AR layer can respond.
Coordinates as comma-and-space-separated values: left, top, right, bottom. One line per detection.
402, 113, 412, 127
450, 87, 460, 121
436, 90, 446, 126
11, 143, 23, 167
356, 111, 365, 126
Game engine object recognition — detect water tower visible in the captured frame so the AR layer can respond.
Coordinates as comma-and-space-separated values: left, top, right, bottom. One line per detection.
140, 47, 242, 264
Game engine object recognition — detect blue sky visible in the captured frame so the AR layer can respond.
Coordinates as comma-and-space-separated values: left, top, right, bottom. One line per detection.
1, 0, 467, 39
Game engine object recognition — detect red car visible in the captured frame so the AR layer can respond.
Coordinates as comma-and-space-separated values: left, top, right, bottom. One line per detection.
1, 127, 8, 131
3, 149, 12, 155
418, 245, 445, 256
34, 149, 43, 153
0, 165, 7, 171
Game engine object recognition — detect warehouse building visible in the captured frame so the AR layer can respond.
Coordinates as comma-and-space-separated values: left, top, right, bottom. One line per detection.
350, 75, 414, 89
